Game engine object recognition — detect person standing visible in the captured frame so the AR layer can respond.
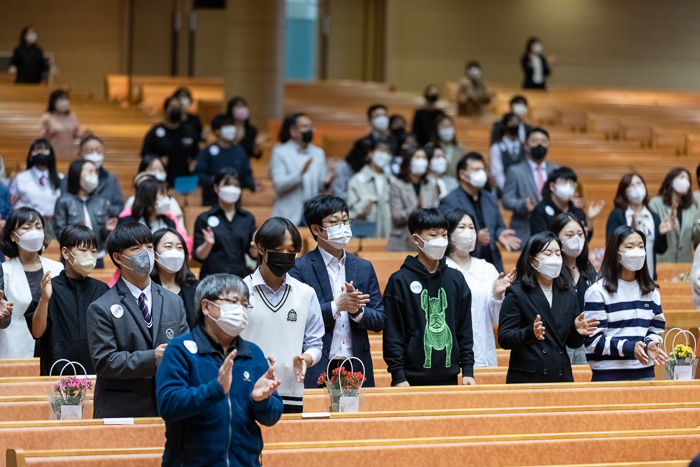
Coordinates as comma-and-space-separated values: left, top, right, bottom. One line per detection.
350, 104, 398, 156
39, 90, 80, 157
490, 112, 526, 191
412, 85, 444, 147
522, 37, 552, 90
87, 222, 189, 418
290, 195, 385, 387
490, 96, 531, 145
227, 96, 267, 160
172, 88, 203, 142
457, 61, 493, 116
425, 114, 466, 180
8, 26, 49, 84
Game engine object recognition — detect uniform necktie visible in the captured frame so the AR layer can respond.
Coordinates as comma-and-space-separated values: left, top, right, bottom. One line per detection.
138, 293, 152, 328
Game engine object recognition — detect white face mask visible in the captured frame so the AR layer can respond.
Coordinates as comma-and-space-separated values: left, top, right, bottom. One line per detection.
321, 224, 352, 249
512, 103, 528, 116
410, 158, 428, 175
156, 249, 185, 273
218, 185, 241, 204
533, 255, 563, 280
372, 115, 389, 131
26, 32, 38, 44
672, 177, 690, 195
469, 169, 488, 188
619, 248, 646, 271
16, 229, 45, 252
153, 171, 167, 181
451, 229, 476, 253
180, 98, 191, 110
417, 236, 448, 260
81, 174, 99, 193
372, 151, 392, 169
55, 99, 70, 113
84, 153, 104, 169
155, 197, 170, 215
532, 43, 544, 54
561, 235, 584, 257
429, 157, 447, 174
554, 183, 575, 201
220, 125, 237, 142
438, 128, 455, 142
469, 67, 482, 79
626, 185, 646, 204
209, 302, 248, 337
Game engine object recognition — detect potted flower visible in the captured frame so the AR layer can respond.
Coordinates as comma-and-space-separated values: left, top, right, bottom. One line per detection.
318, 357, 366, 412
664, 329, 698, 381
47, 359, 92, 420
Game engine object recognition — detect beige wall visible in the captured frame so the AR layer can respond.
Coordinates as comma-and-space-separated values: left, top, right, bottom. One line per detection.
130, 0, 174, 77
194, 10, 226, 77
382, 0, 700, 92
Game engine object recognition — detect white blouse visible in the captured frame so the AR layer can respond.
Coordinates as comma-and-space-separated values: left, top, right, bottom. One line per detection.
447, 257, 502, 367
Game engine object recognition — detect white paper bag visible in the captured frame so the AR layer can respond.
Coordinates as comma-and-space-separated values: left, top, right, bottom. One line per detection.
339, 396, 360, 413
60, 405, 82, 420
674, 365, 693, 381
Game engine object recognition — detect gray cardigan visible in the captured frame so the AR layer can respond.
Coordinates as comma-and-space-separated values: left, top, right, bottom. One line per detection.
387, 177, 440, 252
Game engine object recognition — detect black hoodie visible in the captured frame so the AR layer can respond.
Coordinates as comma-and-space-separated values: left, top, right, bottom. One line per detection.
382, 255, 474, 386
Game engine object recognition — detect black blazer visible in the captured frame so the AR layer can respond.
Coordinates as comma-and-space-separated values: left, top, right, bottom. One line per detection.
605, 207, 667, 280
498, 282, 584, 384
521, 55, 550, 90
152, 275, 199, 330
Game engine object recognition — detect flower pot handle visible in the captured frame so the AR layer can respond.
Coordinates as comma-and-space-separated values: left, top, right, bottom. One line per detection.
48, 359, 89, 401
326, 355, 366, 392
664, 328, 697, 356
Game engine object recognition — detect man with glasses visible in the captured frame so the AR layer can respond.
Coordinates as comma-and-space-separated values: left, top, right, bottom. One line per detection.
289, 195, 386, 387
156, 273, 283, 467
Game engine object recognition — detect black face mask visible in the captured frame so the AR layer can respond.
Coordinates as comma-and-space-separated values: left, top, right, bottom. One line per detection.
506, 124, 520, 136
301, 130, 313, 144
392, 127, 407, 139
265, 251, 296, 277
168, 109, 182, 123
426, 94, 438, 103
530, 145, 548, 160
32, 153, 50, 166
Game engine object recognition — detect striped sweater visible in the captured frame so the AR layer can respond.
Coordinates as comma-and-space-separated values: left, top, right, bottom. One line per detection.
583, 279, 665, 381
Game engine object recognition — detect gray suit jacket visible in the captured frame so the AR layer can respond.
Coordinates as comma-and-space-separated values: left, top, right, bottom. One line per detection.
501, 160, 558, 244
87, 278, 189, 419
387, 178, 440, 252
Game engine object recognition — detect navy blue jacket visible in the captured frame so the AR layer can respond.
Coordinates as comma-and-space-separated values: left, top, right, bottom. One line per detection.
289, 247, 385, 388
439, 186, 507, 272
195, 143, 255, 206
156, 326, 283, 467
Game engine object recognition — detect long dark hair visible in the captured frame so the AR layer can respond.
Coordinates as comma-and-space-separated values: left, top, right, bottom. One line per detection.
600, 225, 656, 295
514, 231, 571, 290
47, 89, 69, 113
26, 139, 60, 190
549, 213, 597, 285
132, 178, 168, 227
278, 112, 306, 143
659, 167, 693, 210
226, 96, 253, 128
397, 147, 428, 184
151, 228, 196, 287
614, 173, 649, 210
430, 114, 458, 146
66, 159, 94, 195
524, 37, 540, 55
19, 26, 34, 47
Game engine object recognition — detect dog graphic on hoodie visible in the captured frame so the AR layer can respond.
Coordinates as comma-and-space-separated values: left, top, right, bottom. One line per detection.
421, 288, 453, 368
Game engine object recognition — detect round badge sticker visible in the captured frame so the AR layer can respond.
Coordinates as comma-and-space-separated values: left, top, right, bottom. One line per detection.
155, 127, 166, 138
209, 145, 220, 156
166, 328, 174, 340
208, 216, 220, 228
410, 281, 423, 294
545, 205, 555, 217
184, 340, 198, 354
110, 304, 124, 319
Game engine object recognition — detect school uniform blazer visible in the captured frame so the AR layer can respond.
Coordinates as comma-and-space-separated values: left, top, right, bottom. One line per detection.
497, 282, 584, 384
289, 248, 385, 388
87, 278, 189, 419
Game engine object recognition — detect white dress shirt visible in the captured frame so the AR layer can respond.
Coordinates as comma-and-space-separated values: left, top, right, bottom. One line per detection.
490, 137, 522, 189
526, 158, 547, 200
122, 276, 152, 317
319, 247, 364, 360
531, 55, 544, 84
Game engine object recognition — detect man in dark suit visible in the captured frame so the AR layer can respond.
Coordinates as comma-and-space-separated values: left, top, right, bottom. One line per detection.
490, 95, 531, 145
87, 222, 189, 418
289, 195, 385, 388
349, 104, 398, 157
439, 152, 520, 272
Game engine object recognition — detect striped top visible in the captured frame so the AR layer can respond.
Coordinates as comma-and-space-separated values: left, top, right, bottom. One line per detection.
583, 279, 665, 381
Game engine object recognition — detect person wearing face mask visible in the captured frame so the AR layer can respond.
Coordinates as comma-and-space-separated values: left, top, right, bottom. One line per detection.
172, 88, 204, 142
584, 226, 667, 381
226, 95, 267, 160
8, 26, 49, 84
156, 274, 283, 467
522, 37, 552, 90
87, 222, 189, 418
151, 228, 199, 329
445, 208, 514, 367
0, 208, 63, 359
457, 60, 494, 116
412, 84, 445, 147
606, 174, 671, 280
270, 112, 327, 226
289, 195, 385, 388
490, 96, 532, 145
141, 96, 199, 187
54, 159, 116, 269
498, 232, 598, 384
550, 213, 599, 365
194, 168, 258, 280
195, 114, 256, 206
240, 217, 324, 413
383, 208, 475, 386
425, 145, 457, 199
118, 178, 178, 233
346, 139, 394, 238
490, 112, 527, 192
387, 148, 440, 252
38, 89, 81, 157
502, 128, 558, 245
389, 114, 408, 151
24, 225, 108, 375
350, 104, 399, 158
648, 167, 700, 263
125, 156, 185, 231
440, 153, 520, 272
425, 114, 466, 180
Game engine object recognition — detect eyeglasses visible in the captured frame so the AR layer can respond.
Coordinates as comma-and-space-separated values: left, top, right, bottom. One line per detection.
324, 219, 353, 228
213, 297, 254, 311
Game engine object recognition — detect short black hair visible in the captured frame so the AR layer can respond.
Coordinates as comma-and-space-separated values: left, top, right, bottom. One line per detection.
600, 225, 656, 295
254, 217, 302, 253
526, 127, 550, 140
367, 104, 387, 120
303, 195, 349, 240
514, 232, 571, 291
0, 207, 45, 259
509, 95, 528, 106
214, 167, 240, 187
67, 159, 94, 195
211, 113, 232, 132
106, 222, 153, 269
443, 207, 476, 256
423, 84, 439, 97
456, 152, 484, 174
59, 225, 98, 265
163, 95, 179, 112
79, 133, 103, 153
172, 87, 192, 100
138, 154, 162, 174
466, 60, 480, 70
151, 227, 196, 286
501, 112, 519, 128
408, 208, 448, 235
542, 167, 577, 199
